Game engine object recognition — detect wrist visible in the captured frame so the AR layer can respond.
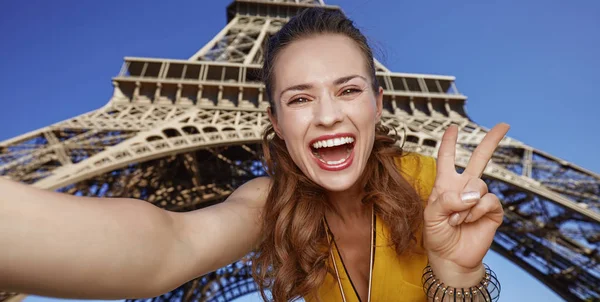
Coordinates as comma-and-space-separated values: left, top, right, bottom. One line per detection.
422, 262, 501, 302
427, 254, 484, 288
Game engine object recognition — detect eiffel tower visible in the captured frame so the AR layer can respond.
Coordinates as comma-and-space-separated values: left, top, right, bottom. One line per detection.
1, 1, 599, 301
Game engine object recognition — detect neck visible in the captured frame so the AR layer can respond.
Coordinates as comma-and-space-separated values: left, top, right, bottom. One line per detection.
325, 180, 370, 224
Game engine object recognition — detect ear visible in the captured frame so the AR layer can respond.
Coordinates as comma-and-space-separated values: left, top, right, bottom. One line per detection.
267, 107, 284, 139
375, 86, 384, 122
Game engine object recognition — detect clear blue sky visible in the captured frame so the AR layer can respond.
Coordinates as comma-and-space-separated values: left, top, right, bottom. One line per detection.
2, 0, 598, 301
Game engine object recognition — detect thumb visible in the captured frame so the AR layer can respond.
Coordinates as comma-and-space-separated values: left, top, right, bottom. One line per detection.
425, 191, 481, 225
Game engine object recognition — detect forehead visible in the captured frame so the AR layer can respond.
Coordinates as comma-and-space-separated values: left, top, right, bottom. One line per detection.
272, 34, 370, 93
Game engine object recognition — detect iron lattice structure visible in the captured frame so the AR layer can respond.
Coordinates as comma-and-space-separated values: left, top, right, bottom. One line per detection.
1, 0, 599, 301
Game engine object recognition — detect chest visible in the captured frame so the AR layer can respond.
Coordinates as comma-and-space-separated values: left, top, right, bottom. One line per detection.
312, 215, 429, 302
329, 223, 374, 302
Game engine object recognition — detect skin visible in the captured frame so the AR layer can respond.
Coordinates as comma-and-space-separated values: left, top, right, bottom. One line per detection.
0, 33, 509, 301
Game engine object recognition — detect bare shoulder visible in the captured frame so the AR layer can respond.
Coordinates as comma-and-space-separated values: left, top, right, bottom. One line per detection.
226, 176, 272, 207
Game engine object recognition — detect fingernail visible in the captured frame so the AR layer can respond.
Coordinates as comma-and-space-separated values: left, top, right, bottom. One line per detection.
461, 191, 480, 203
466, 213, 473, 222
449, 213, 460, 226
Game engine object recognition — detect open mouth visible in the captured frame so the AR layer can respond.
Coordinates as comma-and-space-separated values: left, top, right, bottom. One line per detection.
309, 134, 356, 171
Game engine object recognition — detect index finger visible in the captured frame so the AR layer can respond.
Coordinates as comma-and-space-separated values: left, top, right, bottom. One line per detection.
436, 124, 459, 177
463, 123, 510, 178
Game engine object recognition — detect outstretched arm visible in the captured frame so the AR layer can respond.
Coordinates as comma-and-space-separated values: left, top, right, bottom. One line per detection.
0, 176, 270, 300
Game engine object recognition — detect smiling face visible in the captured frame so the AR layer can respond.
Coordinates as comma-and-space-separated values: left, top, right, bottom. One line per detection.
268, 34, 383, 192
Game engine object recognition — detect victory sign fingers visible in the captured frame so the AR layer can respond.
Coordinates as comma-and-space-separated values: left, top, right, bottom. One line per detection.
431, 123, 510, 225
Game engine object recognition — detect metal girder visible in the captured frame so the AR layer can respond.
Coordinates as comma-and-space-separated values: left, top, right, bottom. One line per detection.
1, 0, 598, 301
52, 144, 263, 211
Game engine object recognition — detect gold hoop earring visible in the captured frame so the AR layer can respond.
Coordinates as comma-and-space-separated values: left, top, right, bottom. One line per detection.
397, 121, 408, 149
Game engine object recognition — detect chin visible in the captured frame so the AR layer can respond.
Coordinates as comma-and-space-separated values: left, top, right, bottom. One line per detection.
313, 172, 361, 192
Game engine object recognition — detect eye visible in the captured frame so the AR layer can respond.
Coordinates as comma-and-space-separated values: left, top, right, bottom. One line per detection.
288, 97, 310, 105
340, 88, 362, 96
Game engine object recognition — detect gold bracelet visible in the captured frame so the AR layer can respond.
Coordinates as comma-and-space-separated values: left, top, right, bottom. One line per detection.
421, 263, 500, 302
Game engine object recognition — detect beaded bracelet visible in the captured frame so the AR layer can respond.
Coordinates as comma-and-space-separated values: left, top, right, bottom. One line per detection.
421, 263, 501, 302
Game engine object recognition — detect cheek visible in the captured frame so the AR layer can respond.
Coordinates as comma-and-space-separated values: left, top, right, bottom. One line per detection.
278, 110, 313, 157
278, 110, 312, 138
348, 97, 378, 126
348, 97, 378, 153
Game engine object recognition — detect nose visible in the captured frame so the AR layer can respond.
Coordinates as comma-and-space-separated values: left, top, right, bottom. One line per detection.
314, 94, 344, 127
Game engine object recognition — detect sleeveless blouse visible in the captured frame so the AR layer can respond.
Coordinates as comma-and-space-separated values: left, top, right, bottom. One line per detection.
306, 153, 437, 302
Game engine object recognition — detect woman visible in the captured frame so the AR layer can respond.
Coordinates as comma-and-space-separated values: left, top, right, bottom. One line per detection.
0, 7, 506, 302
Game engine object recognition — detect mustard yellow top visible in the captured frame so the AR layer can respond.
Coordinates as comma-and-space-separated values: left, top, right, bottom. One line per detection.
306, 153, 437, 302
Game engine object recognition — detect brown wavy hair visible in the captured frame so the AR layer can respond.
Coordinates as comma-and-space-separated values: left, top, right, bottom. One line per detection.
251, 7, 423, 302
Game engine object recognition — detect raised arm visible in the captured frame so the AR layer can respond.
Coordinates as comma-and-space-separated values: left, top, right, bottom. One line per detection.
0, 176, 270, 300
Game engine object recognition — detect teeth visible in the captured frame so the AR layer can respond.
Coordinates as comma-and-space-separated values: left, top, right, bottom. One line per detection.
326, 158, 346, 165
311, 136, 355, 149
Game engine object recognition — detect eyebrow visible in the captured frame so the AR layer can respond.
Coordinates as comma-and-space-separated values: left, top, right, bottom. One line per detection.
278, 75, 367, 100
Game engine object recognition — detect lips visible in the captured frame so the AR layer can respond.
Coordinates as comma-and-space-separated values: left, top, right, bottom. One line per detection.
309, 133, 356, 171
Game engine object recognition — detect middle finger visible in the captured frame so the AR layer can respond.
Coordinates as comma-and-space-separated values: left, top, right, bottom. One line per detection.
463, 123, 510, 178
